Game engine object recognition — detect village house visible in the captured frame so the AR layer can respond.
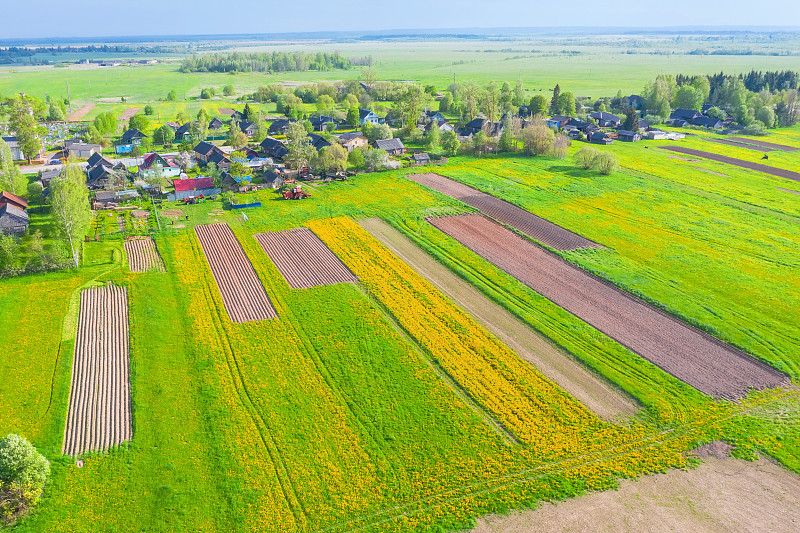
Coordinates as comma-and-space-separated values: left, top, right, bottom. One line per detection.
121, 128, 147, 146
220, 171, 253, 191
336, 132, 368, 152
238, 120, 257, 137
692, 116, 723, 129
174, 123, 193, 143
421, 110, 446, 124
66, 142, 101, 159
260, 137, 288, 160
193, 141, 230, 167
268, 119, 293, 135
588, 131, 613, 145
546, 116, 572, 129
0, 204, 29, 234
374, 138, 405, 156
670, 108, 702, 122
0, 191, 28, 211
426, 120, 455, 133
589, 111, 621, 128
617, 130, 642, 142
208, 117, 224, 131
411, 152, 430, 166
309, 115, 338, 132
85, 152, 122, 189
359, 108, 382, 125
169, 176, 220, 201
139, 152, 181, 179
307, 133, 331, 151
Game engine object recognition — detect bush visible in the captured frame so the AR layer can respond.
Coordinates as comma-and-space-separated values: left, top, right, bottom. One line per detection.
143, 105, 154, 116
573, 146, 598, 169
199, 88, 216, 100
0, 434, 50, 526
594, 151, 619, 175
742, 121, 767, 136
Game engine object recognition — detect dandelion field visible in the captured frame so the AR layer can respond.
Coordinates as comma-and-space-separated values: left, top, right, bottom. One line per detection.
1, 137, 799, 531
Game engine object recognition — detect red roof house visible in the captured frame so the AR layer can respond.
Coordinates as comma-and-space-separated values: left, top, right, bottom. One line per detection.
173, 177, 215, 192
0, 191, 28, 211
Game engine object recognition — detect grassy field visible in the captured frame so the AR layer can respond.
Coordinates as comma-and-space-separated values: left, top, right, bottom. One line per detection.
1, 127, 799, 530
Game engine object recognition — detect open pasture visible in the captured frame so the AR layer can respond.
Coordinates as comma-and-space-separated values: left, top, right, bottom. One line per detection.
195, 223, 277, 322
427, 213, 790, 400
407, 173, 601, 251
62, 284, 132, 456
255, 227, 357, 289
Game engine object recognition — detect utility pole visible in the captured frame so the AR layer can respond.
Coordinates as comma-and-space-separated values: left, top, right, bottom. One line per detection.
67, 82, 72, 113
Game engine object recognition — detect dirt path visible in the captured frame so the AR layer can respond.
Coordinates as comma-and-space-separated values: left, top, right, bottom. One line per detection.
66, 103, 95, 122
255, 228, 358, 289
726, 137, 799, 152
777, 187, 800, 196
468, 456, 800, 533
119, 107, 141, 121
62, 284, 132, 456
428, 214, 789, 400
359, 218, 638, 420
406, 173, 602, 251
707, 138, 771, 152
659, 146, 800, 182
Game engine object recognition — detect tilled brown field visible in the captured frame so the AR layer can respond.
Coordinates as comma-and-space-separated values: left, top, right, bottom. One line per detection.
255, 227, 358, 289
407, 173, 602, 251
707, 138, 772, 152
124, 237, 165, 273
195, 223, 278, 322
659, 146, 800, 182
118, 107, 141, 120
62, 285, 132, 456
726, 137, 799, 152
428, 214, 789, 400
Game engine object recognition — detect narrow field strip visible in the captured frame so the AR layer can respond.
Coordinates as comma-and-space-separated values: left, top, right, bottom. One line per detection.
659, 146, 800, 181
706, 138, 772, 152
62, 285, 132, 456
725, 137, 799, 152
777, 187, 800, 196
66, 103, 94, 121
195, 223, 278, 323
427, 214, 790, 400
124, 237, 165, 273
359, 217, 639, 421
118, 107, 141, 120
407, 173, 602, 251
255, 228, 358, 289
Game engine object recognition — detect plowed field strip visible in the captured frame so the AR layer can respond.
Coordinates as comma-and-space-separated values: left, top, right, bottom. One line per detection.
659, 146, 800, 181
255, 228, 358, 289
124, 237, 165, 273
118, 107, 141, 120
777, 187, 800, 196
196, 223, 277, 323
706, 138, 772, 152
726, 137, 799, 151
66, 103, 94, 121
359, 218, 639, 420
428, 214, 789, 400
62, 285, 132, 456
407, 173, 601, 251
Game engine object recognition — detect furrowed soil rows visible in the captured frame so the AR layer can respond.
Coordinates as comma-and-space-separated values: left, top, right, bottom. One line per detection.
707, 138, 772, 152
255, 227, 358, 289
407, 173, 601, 250
124, 237, 165, 273
726, 137, 799, 152
62, 285, 132, 456
195, 223, 278, 323
659, 146, 800, 182
428, 214, 789, 400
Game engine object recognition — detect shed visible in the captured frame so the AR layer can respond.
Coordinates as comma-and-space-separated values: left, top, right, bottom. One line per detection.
0, 204, 28, 234
374, 138, 405, 156
617, 130, 642, 142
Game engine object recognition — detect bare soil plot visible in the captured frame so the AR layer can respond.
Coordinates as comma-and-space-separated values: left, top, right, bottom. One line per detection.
707, 138, 772, 152
469, 456, 800, 533
726, 137, 799, 152
131, 210, 149, 218
407, 173, 601, 251
118, 107, 141, 121
428, 214, 789, 400
659, 146, 800, 182
694, 167, 729, 177
360, 218, 638, 420
217, 108, 236, 116
66, 103, 94, 121
161, 209, 183, 219
195, 223, 278, 323
62, 285, 132, 456
255, 227, 358, 289
124, 237, 165, 273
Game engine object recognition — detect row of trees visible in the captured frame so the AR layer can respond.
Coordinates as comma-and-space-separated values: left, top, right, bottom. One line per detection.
180, 51, 354, 73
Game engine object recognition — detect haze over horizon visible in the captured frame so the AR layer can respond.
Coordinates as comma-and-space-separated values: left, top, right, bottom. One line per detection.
5, 0, 800, 40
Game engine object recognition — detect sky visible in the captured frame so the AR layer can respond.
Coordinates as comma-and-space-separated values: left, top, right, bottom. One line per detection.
4, 0, 800, 39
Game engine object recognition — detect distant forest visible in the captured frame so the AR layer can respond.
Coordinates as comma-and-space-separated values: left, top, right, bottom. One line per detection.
179, 52, 363, 73
677, 70, 800, 94
0, 45, 183, 64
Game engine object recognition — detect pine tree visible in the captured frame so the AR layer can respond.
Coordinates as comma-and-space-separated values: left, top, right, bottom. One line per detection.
550, 84, 561, 115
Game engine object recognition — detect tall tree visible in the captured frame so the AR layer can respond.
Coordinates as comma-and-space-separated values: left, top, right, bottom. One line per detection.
460, 81, 480, 121
557, 92, 576, 116
285, 122, 316, 169
425, 125, 440, 152
0, 138, 26, 195
50, 165, 91, 268
395, 83, 429, 132
441, 130, 460, 156
153, 124, 175, 146
499, 81, 514, 114
529, 94, 548, 117
513, 79, 525, 107
498, 114, 515, 152
672, 86, 703, 111
622, 108, 640, 131
550, 84, 561, 115
482, 81, 499, 122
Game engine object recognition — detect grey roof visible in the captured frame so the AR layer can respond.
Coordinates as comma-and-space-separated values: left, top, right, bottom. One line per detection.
671, 108, 701, 120
692, 116, 722, 128
307, 133, 331, 150
359, 108, 377, 120
590, 111, 621, 122
337, 132, 366, 142
95, 191, 117, 202
88, 164, 111, 183
87, 152, 112, 169
375, 138, 405, 151
617, 130, 639, 137
194, 141, 216, 155
121, 128, 147, 143
175, 123, 192, 137
0, 204, 28, 232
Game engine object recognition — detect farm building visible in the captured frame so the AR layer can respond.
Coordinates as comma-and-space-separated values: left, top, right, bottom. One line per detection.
546, 116, 572, 129
617, 130, 642, 142
221, 172, 253, 190
336, 132, 368, 152
0, 204, 28, 234
412, 153, 431, 166
39, 167, 63, 187
0, 191, 28, 211
589, 111, 621, 127
588, 132, 613, 145
169, 177, 221, 201
260, 137, 288, 160
263, 169, 284, 189
692, 116, 723, 129
139, 152, 180, 179
647, 130, 668, 140
93, 190, 118, 208
374, 138, 405, 156
359, 108, 382, 125
66, 143, 101, 159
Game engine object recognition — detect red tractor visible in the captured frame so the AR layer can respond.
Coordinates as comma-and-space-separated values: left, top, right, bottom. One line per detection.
282, 185, 311, 200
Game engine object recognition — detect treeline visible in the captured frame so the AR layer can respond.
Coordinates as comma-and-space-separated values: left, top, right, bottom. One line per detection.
0, 45, 181, 63
676, 70, 799, 95
179, 51, 356, 73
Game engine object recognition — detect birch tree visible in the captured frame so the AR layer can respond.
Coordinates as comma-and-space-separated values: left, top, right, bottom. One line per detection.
50, 165, 91, 268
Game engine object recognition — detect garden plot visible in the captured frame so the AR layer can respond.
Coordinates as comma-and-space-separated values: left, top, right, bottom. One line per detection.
428, 214, 789, 400
659, 146, 800, 182
62, 285, 132, 456
124, 237, 165, 273
255, 227, 358, 289
407, 173, 601, 250
195, 223, 278, 322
